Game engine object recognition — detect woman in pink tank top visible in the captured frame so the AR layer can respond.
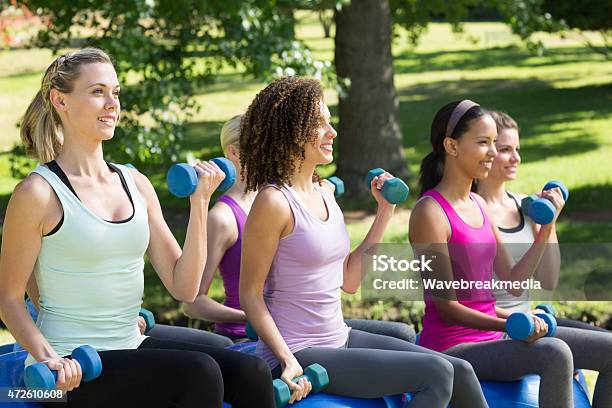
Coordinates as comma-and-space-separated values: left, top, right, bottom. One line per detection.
409, 100, 586, 408
239, 78, 491, 408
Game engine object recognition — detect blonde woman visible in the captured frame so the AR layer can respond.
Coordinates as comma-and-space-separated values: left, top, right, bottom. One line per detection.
0, 48, 273, 407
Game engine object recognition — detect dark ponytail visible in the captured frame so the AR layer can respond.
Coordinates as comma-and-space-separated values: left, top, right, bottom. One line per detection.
418, 100, 489, 195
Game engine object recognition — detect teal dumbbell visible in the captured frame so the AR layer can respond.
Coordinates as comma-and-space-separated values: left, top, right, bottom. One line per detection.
506, 312, 557, 341
167, 157, 236, 198
273, 363, 329, 407
139, 308, 155, 334
364, 168, 409, 204
521, 181, 569, 225
535, 304, 556, 316
327, 176, 344, 198
245, 321, 258, 341
24, 345, 102, 390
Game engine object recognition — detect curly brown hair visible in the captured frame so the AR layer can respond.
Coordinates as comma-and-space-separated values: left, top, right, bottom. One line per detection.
240, 76, 325, 192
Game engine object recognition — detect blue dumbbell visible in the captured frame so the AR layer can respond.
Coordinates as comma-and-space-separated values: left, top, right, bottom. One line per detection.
506, 312, 557, 341
364, 168, 409, 204
521, 180, 569, 225
167, 157, 236, 198
139, 308, 155, 334
24, 345, 102, 390
536, 303, 556, 316
273, 363, 329, 407
327, 176, 344, 198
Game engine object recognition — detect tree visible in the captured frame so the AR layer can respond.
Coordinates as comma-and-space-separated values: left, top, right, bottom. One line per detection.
334, 0, 407, 195
334, 0, 479, 198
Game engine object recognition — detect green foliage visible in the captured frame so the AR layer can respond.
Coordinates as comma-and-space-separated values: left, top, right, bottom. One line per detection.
14, 0, 332, 173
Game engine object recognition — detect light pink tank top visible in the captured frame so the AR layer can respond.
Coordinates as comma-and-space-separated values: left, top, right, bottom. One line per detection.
256, 183, 351, 369
418, 189, 504, 352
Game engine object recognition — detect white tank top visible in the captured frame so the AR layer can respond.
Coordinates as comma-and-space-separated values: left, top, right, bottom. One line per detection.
493, 192, 535, 313
25, 164, 149, 366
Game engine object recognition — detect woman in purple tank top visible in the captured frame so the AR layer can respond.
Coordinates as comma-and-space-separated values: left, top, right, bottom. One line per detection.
181, 115, 416, 342
408, 100, 612, 408
239, 77, 490, 408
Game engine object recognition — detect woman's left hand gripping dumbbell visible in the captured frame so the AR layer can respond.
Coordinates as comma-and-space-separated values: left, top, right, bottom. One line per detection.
537, 186, 566, 225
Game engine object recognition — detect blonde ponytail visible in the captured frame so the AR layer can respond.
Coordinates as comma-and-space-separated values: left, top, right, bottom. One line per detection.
220, 114, 244, 157
21, 90, 63, 162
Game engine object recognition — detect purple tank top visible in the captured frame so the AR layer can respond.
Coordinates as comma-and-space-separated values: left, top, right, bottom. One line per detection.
214, 195, 247, 338
256, 183, 351, 369
418, 189, 504, 352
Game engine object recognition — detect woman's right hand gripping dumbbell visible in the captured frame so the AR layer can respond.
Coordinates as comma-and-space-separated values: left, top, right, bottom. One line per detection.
41, 356, 83, 392
280, 356, 313, 404
189, 161, 227, 203
368, 170, 398, 213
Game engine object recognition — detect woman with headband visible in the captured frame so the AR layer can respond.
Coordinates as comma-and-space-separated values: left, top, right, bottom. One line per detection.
0, 48, 274, 407
409, 100, 612, 408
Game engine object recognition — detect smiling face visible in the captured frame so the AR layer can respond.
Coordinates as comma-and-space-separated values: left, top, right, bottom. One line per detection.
303, 100, 337, 166
450, 114, 498, 179
489, 127, 521, 182
51, 62, 120, 142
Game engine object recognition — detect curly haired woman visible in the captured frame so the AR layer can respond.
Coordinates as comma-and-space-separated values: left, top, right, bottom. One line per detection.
238, 76, 489, 408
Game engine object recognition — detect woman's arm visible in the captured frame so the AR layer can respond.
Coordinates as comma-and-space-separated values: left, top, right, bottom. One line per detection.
484, 191, 559, 288
240, 187, 311, 400
0, 176, 77, 375
512, 193, 560, 291
131, 162, 224, 303
240, 187, 295, 365
531, 221, 560, 291
182, 202, 246, 323
342, 174, 396, 294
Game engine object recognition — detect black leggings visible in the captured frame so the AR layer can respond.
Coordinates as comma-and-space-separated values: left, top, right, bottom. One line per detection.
148, 323, 234, 347
271, 329, 487, 408
45, 337, 274, 408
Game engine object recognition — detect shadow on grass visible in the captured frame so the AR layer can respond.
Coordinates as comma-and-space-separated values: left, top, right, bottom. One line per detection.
565, 184, 612, 213
397, 80, 611, 165
394, 46, 607, 75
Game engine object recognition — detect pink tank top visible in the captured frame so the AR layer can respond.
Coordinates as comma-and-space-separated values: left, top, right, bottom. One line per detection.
214, 195, 246, 338
256, 183, 351, 369
418, 189, 504, 352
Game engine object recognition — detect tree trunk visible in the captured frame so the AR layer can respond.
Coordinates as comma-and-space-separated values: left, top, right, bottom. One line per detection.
334, 0, 408, 200
318, 10, 333, 38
